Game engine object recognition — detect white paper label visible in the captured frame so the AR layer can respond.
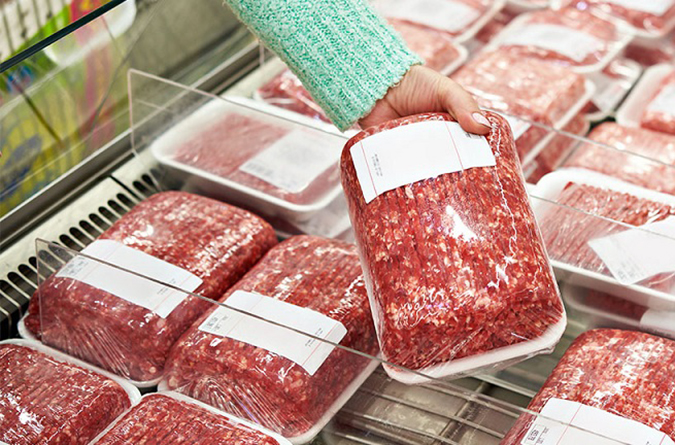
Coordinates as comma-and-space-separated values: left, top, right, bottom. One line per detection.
589, 216, 675, 285
350, 120, 495, 203
502, 114, 531, 141
500, 24, 603, 63
57, 240, 203, 318
647, 84, 675, 116
640, 309, 675, 337
605, 0, 674, 16
239, 129, 340, 194
374, 0, 480, 33
522, 398, 675, 445
590, 71, 630, 112
198, 290, 347, 375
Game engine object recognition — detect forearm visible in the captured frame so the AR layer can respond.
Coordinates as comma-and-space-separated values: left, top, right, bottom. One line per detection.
225, 0, 421, 131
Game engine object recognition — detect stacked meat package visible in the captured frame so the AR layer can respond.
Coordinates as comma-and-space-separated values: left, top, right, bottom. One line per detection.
341, 112, 565, 382
24, 191, 277, 384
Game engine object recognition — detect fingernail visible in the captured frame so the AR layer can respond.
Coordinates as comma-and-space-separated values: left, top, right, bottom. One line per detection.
472, 112, 491, 128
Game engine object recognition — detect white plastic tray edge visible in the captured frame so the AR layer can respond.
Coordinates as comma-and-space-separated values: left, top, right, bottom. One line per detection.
616, 63, 674, 128
586, 58, 643, 122
0, 338, 142, 404
382, 312, 567, 385
454, 0, 507, 43
17, 315, 162, 389
438, 42, 470, 76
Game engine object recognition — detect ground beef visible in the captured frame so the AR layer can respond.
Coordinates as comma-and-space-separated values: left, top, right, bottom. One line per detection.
502, 329, 675, 444
340, 112, 564, 375
0, 343, 132, 444
257, 19, 465, 123
472, 9, 516, 45
524, 113, 588, 183
564, 0, 675, 35
641, 70, 675, 136
25, 191, 277, 382
497, 7, 625, 68
163, 235, 378, 439
582, 58, 639, 116
584, 290, 648, 320
94, 394, 285, 444
564, 123, 675, 194
625, 38, 675, 67
170, 112, 341, 205
452, 50, 586, 161
538, 182, 675, 290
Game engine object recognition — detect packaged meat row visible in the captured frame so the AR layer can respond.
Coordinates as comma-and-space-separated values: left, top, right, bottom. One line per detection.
584, 58, 642, 121
533, 168, 675, 309
451, 50, 592, 165
150, 98, 347, 223
162, 235, 379, 442
0, 339, 140, 445
24, 191, 278, 385
371, 0, 506, 43
617, 64, 675, 135
91, 392, 291, 444
502, 329, 675, 444
487, 7, 633, 73
564, 285, 675, 340
340, 112, 566, 383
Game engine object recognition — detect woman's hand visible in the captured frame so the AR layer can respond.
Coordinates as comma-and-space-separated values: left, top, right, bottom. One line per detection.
359, 65, 491, 135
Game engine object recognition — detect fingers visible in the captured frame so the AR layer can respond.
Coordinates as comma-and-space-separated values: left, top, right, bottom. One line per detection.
437, 77, 491, 135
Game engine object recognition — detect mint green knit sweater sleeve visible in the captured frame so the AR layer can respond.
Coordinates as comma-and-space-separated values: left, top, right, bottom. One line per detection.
224, 0, 422, 131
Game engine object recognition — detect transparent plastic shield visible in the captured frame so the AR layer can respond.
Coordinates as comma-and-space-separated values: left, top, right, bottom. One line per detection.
128, 69, 353, 240
26, 239, 656, 445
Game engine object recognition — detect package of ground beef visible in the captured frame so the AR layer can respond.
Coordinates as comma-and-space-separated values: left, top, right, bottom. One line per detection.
340, 112, 565, 383
624, 36, 675, 67
563, 123, 675, 194
92, 393, 291, 444
502, 329, 675, 444
372, 0, 504, 42
558, 0, 675, 37
24, 191, 277, 384
535, 169, 675, 294
524, 113, 589, 183
452, 50, 590, 163
583, 58, 642, 121
565, 286, 675, 340
151, 100, 345, 213
0, 339, 139, 445
641, 70, 675, 136
162, 235, 379, 443
256, 20, 467, 123
490, 7, 632, 72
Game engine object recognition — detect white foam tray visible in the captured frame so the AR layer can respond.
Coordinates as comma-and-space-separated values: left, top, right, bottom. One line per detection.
158, 359, 379, 444
150, 97, 348, 224
562, 283, 675, 340
0, 338, 141, 405
485, 11, 635, 74
616, 63, 674, 128
551, 0, 675, 40
17, 315, 163, 389
586, 58, 642, 122
506, 0, 549, 13
514, 78, 596, 168
89, 391, 292, 444
532, 167, 675, 310
454, 0, 507, 43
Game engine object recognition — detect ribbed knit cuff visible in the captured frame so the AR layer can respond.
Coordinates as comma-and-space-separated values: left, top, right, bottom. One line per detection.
225, 0, 422, 131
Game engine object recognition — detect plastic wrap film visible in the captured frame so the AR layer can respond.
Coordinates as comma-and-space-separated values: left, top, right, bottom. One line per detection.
562, 0, 675, 36
373, 0, 494, 38
256, 19, 466, 123
495, 7, 628, 69
537, 180, 675, 290
93, 394, 288, 444
564, 123, 675, 194
525, 113, 588, 183
625, 36, 675, 67
0, 342, 132, 444
473, 9, 516, 44
25, 191, 278, 382
502, 329, 675, 444
340, 112, 565, 381
641, 69, 675, 136
452, 50, 587, 158
583, 58, 641, 117
162, 236, 378, 440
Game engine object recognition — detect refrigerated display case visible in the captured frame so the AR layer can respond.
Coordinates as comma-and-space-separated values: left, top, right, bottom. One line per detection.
3, 1, 675, 444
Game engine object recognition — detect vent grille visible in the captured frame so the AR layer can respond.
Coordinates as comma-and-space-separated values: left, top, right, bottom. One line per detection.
0, 173, 159, 339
